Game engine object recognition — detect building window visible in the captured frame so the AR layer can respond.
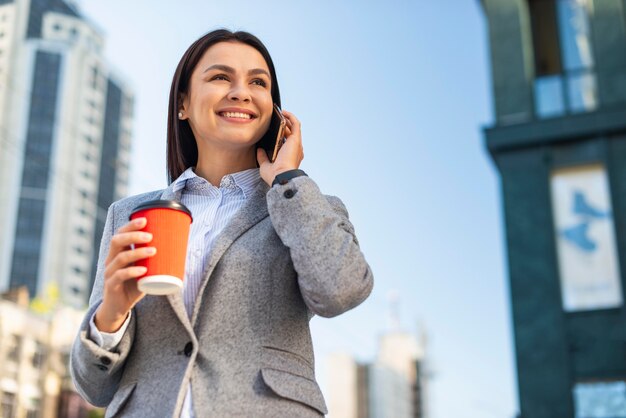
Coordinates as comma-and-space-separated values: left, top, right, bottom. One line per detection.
574, 381, 626, 417
1, 392, 15, 418
25, 398, 40, 418
528, 0, 597, 118
32, 342, 46, 369
7, 334, 21, 362
91, 66, 99, 89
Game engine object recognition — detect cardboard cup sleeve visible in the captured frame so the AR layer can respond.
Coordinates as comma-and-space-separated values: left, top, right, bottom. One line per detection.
129, 200, 192, 295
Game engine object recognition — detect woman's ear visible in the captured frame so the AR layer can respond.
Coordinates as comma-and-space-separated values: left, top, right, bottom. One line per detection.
177, 94, 188, 120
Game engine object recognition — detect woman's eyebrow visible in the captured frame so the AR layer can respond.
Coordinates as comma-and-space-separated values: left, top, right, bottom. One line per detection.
203, 64, 234, 74
248, 68, 270, 78
203, 64, 269, 78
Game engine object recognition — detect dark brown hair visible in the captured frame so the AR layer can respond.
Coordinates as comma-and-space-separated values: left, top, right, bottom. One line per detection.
166, 29, 281, 183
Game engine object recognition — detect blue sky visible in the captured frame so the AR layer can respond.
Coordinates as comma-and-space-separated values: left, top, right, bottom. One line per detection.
79, 1, 517, 416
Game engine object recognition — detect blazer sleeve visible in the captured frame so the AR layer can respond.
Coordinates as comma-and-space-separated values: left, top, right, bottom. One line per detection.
69, 201, 137, 407
266, 176, 374, 318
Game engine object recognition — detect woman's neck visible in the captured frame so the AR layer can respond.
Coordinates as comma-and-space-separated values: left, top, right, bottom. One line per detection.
194, 146, 257, 187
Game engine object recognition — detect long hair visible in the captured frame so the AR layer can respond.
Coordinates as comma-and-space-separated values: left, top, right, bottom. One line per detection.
166, 29, 281, 183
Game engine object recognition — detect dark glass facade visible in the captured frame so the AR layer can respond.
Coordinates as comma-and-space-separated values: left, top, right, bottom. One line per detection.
89, 79, 123, 291
10, 50, 61, 296
482, 0, 626, 416
26, 0, 78, 39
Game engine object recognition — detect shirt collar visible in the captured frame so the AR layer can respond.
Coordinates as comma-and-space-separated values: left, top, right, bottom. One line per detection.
171, 167, 261, 199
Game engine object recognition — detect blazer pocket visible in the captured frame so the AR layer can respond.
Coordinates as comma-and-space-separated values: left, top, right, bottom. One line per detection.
261, 345, 314, 379
260, 368, 328, 415
105, 382, 136, 418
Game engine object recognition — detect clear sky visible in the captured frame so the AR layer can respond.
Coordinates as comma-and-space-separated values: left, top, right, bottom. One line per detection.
78, 1, 518, 416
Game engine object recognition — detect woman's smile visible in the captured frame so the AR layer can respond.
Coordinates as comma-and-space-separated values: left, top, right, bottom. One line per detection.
217, 107, 258, 123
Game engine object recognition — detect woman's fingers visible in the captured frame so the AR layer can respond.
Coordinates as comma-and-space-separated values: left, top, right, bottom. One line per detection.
108, 265, 148, 286
281, 110, 300, 138
104, 246, 156, 280
105, 225, 153, 265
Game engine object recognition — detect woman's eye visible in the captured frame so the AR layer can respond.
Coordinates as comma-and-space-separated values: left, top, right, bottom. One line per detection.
251, 79, 267, 87
211, 74, 229, 81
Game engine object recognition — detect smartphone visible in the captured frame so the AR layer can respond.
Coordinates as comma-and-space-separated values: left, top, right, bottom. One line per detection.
259, 104, 287, 163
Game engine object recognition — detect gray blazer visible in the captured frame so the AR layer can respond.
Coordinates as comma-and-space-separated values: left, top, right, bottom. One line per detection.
70, 176, 373, 417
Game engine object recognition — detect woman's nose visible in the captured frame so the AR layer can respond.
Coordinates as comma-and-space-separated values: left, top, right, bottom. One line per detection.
227, 82, 251, 102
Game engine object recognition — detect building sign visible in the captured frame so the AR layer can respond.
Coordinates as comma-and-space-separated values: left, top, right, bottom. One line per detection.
574, 381, 626, 417
550, 164, 622, 311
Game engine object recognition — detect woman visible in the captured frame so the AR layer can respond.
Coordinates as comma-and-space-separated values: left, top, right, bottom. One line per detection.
70, 29, 373, 418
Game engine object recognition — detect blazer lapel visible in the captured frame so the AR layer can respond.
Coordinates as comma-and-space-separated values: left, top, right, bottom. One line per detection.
190, 180, 270, 325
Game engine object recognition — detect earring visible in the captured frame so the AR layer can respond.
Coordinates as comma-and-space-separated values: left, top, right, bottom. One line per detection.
178, 112, 183, 119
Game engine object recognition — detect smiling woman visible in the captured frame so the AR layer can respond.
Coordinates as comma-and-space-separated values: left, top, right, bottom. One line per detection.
69, 29, 374, 418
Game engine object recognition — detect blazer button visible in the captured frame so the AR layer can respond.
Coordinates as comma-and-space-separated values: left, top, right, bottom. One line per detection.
100, 356, 111, 365
184, 342, 193, 357
284, 189, 296, 199
96, 364, 108, 371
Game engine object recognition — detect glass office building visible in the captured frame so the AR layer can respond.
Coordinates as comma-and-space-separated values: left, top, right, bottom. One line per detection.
0, 0, 133, 308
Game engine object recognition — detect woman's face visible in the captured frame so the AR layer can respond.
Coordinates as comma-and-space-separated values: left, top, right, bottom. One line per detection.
180, 41, 273, 152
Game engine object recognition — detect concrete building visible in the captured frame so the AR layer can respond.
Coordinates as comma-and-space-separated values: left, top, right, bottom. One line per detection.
327, 330, 427, 418
480, 0, 626, 416
0, 287, 97, 418
0, 0, 133, 309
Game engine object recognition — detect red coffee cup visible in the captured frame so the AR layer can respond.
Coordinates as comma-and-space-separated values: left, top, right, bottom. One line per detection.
129, 200, 192, 295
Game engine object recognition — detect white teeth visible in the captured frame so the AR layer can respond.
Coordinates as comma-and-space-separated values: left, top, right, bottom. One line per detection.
221, 111, 252, 119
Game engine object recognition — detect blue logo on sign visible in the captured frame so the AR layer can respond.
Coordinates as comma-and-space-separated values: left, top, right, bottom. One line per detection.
560, 191, 610, 253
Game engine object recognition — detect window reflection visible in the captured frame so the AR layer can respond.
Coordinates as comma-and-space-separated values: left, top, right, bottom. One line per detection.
529, 0, 597, 118
567, 71, 597, 112
557, 0, 594, 71
574, 381, 626, 417
535, 75, 566, 117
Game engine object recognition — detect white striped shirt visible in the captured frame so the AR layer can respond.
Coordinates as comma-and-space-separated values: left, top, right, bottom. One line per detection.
171, 166, 261, 317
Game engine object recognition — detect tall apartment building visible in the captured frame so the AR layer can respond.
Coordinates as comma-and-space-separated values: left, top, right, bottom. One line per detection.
480, 0, 626, 416
0, 0, 133, 308
327, 331, 427, 418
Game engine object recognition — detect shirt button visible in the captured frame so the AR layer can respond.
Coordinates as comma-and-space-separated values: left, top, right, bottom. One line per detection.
184, 342, 193, 357
100, 356, 111, 365
284, 189, 296, 199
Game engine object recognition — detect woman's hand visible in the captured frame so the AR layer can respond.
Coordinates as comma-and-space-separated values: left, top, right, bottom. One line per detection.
94, 217, 156, 333
257, 110, 304, 186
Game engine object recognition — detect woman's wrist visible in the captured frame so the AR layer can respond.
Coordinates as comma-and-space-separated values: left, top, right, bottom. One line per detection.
94, 305, 130, 333
272, 169, 308, 187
